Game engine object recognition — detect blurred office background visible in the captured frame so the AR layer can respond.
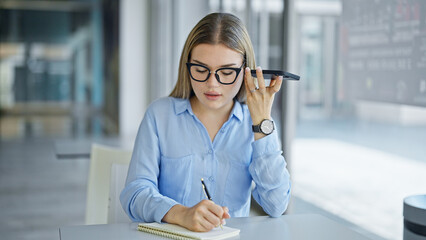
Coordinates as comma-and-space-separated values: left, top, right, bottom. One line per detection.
0, 0, 425, 239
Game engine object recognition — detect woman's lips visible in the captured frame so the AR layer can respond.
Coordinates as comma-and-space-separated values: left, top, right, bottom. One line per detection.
204, 92, 221, 100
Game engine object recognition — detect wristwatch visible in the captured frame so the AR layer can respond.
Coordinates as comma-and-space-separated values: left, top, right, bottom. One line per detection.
252, 119, 274, 135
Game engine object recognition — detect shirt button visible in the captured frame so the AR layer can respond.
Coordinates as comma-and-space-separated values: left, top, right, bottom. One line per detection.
209, 176, 214, 182
208, 149, 212, 154
221, 129, 225, 133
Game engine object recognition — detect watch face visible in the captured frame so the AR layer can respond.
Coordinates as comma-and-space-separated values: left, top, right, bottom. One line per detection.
260, 120, 274, 134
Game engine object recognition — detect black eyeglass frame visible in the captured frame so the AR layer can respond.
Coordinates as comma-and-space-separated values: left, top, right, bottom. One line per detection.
186, 62, 245, 85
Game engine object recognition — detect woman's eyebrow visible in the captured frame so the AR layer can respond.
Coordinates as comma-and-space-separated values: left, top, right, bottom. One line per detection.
193, 59, 238, 68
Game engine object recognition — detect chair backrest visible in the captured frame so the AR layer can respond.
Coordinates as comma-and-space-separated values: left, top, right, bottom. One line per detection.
108, 163, 132, 223
85, 144, 132, 225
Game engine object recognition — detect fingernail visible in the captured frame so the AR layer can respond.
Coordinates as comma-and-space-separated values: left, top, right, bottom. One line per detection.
256, 66, 262, 71
221, 219, 226, 225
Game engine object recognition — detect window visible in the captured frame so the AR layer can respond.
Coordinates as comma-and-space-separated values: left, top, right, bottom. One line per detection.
292, 1, 426, 239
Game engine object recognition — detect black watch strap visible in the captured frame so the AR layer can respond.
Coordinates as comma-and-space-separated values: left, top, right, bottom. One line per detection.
252, 124, 261, 133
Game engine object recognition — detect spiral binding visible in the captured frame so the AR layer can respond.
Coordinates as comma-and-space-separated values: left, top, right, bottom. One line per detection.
137, 224, 199, 240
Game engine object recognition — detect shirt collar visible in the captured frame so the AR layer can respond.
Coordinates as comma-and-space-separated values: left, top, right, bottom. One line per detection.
230, 100, 244, 122
173, 98, 194, 116
173, 97, 244, 122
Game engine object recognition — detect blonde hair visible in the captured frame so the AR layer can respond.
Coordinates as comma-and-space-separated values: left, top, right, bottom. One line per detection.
169, 12, 256, 103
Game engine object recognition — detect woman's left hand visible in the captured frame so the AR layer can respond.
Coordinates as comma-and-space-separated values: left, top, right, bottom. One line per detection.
244, 67, 283, 138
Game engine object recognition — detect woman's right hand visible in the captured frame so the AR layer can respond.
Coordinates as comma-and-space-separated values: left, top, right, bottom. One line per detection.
162, 200, 230, 232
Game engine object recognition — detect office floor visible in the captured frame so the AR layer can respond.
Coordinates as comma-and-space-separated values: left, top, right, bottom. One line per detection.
0, 138, 388, 240
0, 139, 89, 240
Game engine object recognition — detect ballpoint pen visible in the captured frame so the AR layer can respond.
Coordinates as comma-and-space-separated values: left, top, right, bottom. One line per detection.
201, 178, 223, 229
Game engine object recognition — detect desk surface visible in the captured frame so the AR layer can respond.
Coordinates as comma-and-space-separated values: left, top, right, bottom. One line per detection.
54, 137, 134, 159
59, 214, 371, 240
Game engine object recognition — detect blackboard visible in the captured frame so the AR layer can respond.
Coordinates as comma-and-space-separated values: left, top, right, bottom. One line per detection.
340, 0, 426, 107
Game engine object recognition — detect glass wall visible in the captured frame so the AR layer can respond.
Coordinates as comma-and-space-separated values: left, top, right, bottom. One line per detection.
292, 0, 426, 239
0, 0, 119, 139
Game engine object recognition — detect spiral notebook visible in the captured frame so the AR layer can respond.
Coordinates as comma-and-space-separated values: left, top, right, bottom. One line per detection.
137, 222, 240, 240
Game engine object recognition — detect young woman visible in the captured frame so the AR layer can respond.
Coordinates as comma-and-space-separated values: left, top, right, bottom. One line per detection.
120, 12, 291, 232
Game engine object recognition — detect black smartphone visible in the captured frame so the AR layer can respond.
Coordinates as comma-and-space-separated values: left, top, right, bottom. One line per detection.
250, 70, 300, 81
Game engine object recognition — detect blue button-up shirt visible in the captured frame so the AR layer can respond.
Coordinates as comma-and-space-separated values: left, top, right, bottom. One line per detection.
120, 97, 291, 223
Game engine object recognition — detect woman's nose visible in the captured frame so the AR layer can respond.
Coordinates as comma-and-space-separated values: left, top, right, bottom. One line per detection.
206, 72, 221, 87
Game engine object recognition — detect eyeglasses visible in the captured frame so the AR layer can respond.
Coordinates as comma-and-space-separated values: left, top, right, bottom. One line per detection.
186, 62, 245, 85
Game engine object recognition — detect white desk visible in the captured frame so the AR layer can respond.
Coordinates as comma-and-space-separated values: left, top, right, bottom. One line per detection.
54, 137, 134, 159
59, 214, 371, 240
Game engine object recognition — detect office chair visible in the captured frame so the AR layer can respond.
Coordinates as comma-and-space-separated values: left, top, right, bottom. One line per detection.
85, 144, 132, 224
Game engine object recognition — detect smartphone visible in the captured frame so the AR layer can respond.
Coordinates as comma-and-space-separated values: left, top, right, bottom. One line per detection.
250, 70, 300, 81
